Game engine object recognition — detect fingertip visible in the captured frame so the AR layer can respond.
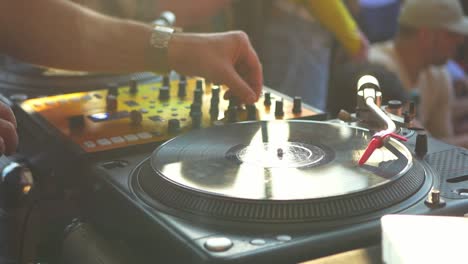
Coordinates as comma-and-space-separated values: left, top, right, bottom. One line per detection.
0, 137, 5, 156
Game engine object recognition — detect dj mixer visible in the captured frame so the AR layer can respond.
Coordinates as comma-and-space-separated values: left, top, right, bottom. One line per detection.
17, 74, 319, 155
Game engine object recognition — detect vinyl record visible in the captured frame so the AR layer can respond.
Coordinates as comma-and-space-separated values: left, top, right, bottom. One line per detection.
150, 121, 413, 200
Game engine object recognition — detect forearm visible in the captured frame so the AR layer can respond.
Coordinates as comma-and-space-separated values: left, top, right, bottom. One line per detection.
1, 0, 153, 73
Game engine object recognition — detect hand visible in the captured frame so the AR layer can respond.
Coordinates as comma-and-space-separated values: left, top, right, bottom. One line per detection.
168, 31, 263, 104
0, 102, 18, 156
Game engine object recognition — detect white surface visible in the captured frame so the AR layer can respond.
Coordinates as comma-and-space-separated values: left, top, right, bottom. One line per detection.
382, 214, 468, 264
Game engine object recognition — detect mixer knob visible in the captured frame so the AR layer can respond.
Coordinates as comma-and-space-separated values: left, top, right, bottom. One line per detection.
130, 110, 143, 126
196, 79, 204, 92
292, 96, 302, 114
191, 112, 202, 129
246, 104, 257, 120
210, 108, 219, 121
210, 99, 219, 120
159, 86, 170, 101
178, 81, 187, 98
228, 96, 239, 109
107, 84, 119, 96
163, 75, 170, 87
264, 92, 271, 106
179, 75, 187, 82
68, 115, 85, 131
226, 106, 238, 123
106, 95, 118, 112
168, 119, 181, 134
1, 158, 34, 210
129, 79, 138, 95
275, 100, 284, 117
190, 103, 202, 117
415, 131, 428, 158
193, 89, 203, 104
211, 85, 221, 99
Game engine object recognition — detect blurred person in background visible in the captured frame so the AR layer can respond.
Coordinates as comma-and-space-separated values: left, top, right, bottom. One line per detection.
368, 0, 468, 147
260, 0, 369, 111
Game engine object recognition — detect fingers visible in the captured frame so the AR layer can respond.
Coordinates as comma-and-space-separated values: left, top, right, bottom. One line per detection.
0, 102, 17, 128
0, 103, 18, 155
220, 65, 257, 104
235, 36, 263, 99
0, 119, 18, 155
220, 32, 262, 104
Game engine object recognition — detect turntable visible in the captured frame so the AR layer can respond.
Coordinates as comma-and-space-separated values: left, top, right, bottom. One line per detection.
0, 56, 156, 98
14, 72, 468, 264
84, 75, 468, 264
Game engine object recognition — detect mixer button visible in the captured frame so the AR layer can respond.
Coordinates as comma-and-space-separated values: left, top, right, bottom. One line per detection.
137, 132, 152, 139
110, 136, 125, 144
204, 237, 233, 252
96, 138, 112, 146
140, 108, 149, 114
123, 134, 138, 142
275, 235, 292, 242
83, 141, 96, 148
250, 239, 266, 246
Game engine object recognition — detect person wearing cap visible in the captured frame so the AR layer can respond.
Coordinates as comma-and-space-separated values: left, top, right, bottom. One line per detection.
368, 0, 468, 147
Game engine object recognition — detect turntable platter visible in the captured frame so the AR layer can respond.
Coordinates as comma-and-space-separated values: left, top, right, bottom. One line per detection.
150, 121, 412, 200
132, 121, 425, 222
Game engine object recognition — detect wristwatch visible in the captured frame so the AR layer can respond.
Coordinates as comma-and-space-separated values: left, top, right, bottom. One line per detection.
148, 25, 175, 73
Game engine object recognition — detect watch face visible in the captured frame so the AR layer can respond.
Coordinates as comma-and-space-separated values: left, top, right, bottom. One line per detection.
155, 25, 174, 34
150, 26, 175, 49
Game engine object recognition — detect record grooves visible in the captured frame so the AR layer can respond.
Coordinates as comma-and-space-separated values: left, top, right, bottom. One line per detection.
131, 121, 426, 223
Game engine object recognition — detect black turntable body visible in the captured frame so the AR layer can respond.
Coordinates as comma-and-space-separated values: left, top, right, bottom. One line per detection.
87, 120, 468, 264
5, 61, 468, 264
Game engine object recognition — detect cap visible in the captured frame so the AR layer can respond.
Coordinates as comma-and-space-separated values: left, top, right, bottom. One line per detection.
399, 0, 468, 35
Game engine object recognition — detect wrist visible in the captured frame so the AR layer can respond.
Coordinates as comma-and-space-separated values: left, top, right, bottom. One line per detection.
146, 25, 175, 73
